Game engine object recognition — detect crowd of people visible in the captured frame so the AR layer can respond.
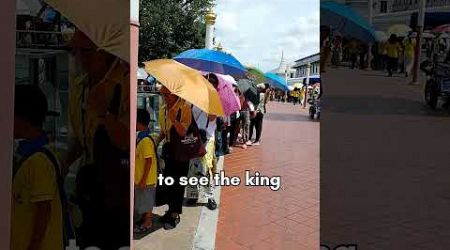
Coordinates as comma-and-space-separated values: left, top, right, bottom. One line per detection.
321, 25, 422, 78
133, 73, 273, 233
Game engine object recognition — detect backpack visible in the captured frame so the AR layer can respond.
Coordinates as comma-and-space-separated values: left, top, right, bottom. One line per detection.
14, 147, 75, 247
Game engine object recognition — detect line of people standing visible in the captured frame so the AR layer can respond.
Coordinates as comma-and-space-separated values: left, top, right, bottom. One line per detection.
133, 73, 270, 233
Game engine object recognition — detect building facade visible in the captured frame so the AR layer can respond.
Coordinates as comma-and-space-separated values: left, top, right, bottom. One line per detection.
343, 0, 450, 31
293, 53, 320, 78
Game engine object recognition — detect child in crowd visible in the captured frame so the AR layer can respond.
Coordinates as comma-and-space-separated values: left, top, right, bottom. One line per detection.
134, 109, 158, 233
12, 84, 66, 250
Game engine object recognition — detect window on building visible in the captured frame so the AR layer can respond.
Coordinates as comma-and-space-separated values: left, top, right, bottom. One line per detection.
380, 1, 388, 13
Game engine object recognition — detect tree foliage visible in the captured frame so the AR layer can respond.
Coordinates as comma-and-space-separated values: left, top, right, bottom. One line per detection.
139, 0, 214, 62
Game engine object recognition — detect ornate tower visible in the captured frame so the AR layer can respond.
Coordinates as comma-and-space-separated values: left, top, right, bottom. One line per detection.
205, 9, 217, 49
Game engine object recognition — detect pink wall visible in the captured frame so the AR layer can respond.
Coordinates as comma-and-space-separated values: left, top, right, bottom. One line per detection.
129, 23, 139, 247
0, 0, 15, 248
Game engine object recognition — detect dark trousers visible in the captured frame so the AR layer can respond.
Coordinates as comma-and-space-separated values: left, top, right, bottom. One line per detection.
249, 112, 264, 142
228, 118, 239, 147
386, 57, 398, 76
350, 53, 358, 69
163, 157, 190, 214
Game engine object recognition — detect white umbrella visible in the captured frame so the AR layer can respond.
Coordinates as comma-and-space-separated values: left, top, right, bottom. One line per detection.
44, 0, 129, 62
137, 67, 148, 80
375, 30, 388, 42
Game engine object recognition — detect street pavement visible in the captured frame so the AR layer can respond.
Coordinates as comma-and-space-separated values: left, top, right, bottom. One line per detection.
215, 102, 320, 250
321, 68, 450, 249
134, 102, 320, 250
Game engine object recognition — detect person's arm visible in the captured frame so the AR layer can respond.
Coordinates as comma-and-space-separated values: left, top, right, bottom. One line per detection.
63, 136, 82, 176
139, 156, 152, 189
172, 103, 192, 137
28, 201, 51, 250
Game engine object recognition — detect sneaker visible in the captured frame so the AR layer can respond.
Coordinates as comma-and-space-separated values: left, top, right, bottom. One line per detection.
245, 140, 252, 146
252, 141, 260, 146
206, 199, 218, 210
240, 144, 247, 149
163, 214, 180, 230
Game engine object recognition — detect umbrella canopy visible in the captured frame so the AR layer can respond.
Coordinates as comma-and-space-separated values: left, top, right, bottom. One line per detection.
215, 74, 241, 116
246, 66, 266, 84
174, 49, 247, 77
321, 1, 376, 43
433, 24, 450, 33
144, 59, 224, 116
375, 30, 388, 42
387, 24, 412, 37
237, 79, 259, 106
44, 0, 129, 62
264, 72, 289, 92
137, 67, 148, 80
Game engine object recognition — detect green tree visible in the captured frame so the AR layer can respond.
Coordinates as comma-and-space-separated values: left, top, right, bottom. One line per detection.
139, 0, 214, 62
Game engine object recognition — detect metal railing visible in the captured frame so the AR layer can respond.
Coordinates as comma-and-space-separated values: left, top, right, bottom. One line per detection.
16, 29, 69, 49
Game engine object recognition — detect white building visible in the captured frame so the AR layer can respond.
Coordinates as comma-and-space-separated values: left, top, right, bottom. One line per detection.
343, 0, 450, 31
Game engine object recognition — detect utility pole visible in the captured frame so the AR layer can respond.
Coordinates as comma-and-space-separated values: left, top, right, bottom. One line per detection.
411, 0, 426, 85
367, 0, 373, 70
303, 62, 311, 108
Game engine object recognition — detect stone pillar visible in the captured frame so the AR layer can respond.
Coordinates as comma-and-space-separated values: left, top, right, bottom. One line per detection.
0, 0, 15, 248
205, 10, 216, 49
130, 0, 139, 245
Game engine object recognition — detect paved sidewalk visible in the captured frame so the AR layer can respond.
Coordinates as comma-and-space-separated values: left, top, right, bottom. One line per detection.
215, 102, 320, 250
134, 102, 319, 250
321, 68, 450, 249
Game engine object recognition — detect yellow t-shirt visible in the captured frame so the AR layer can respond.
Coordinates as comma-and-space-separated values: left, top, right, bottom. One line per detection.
404, 39, 416, 59
69, 60, 130, 164
11, 151, 63, 250
385, 42, 401, 58
159, 100, 192, 142
135, 136, 157, 186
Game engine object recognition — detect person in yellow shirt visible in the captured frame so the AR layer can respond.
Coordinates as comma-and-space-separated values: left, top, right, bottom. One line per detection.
134, 109, 157, 234
384, 34, 402, 77
158, 86, 193, 230
66, 29, 130, 249
11, 85, 64, 250
403, 35, 416, 77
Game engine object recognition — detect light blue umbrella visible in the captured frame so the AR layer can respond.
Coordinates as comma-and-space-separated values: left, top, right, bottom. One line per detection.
264, 72, 289, 92
321, 1, 376, 43
174, 49, 247, 77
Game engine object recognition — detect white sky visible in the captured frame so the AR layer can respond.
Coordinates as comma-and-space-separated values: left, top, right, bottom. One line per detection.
214, 0, 320, 72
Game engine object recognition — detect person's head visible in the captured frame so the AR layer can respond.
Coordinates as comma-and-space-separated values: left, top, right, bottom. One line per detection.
69, 29, 116, 78
136, 109, 150, 132
160, 86, 178, 106
14, 84, 48, 139
205, 73, 219, 89
389, 34, 397, 43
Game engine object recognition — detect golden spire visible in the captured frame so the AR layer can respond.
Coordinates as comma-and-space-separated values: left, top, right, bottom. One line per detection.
205, 9, 217, 25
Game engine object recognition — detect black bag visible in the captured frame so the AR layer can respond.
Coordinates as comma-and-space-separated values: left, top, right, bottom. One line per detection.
170, 118, 206, 162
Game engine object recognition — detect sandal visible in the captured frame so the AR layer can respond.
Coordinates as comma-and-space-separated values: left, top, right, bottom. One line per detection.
163, 214, 180, 230
134, 225, 152, 234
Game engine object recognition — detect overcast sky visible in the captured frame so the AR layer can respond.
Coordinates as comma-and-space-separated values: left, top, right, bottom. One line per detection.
214, 0, 320, 72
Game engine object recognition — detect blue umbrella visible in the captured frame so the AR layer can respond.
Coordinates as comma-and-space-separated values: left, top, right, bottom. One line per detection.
264, 72, 289, 92
174, 49, 247, 77
321, 1, 376, 43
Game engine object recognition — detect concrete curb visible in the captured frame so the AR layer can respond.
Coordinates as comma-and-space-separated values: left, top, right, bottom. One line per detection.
191, 156, 224, 250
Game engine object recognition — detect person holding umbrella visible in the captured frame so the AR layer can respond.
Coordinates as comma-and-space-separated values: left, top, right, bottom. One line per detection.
65, 29, 130, 249
185, 73, 219, 210
157, 86, 193, 229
